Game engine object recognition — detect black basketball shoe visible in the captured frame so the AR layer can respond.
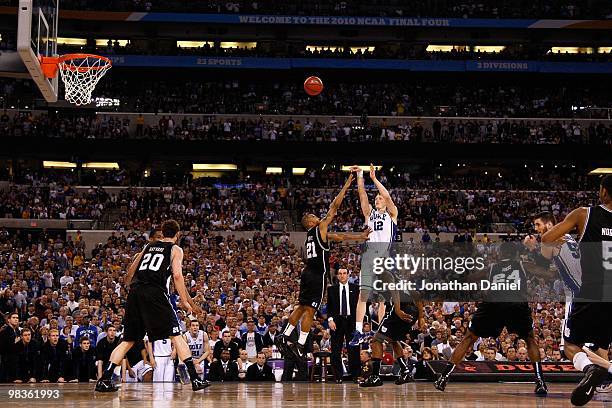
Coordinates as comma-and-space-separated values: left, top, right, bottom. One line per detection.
95, 378, 118, 393
571, 365, 609, 406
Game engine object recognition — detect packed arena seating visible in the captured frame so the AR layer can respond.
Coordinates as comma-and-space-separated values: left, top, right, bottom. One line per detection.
0, 226, 577, 383
2, 110, 610, 143
3, 74, 611, 118
3, 0, 608, 19
0, 168, 600, 233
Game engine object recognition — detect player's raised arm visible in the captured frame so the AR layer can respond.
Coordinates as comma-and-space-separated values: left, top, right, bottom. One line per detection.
171, 245, 202, 316
319, 174, 354, 239
351, 165, 372, 221
327, 227, 373, 242
522, 261, 557, 280
369, 163, 398, 221
541, 207, 587, 243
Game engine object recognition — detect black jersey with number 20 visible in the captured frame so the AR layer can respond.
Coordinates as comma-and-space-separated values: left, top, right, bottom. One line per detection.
132, 241, 174, 294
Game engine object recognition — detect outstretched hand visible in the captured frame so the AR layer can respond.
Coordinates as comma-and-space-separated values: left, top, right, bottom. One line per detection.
190, 303, 203, 316
359, 226, 373, 240
369, 163, 376, 180
180, 300, 193, 316
523, 235, 538, 251
345, 173, 355, 186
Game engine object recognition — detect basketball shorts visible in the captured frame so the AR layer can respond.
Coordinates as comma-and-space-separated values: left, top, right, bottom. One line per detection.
123, 284, 182, 342
360, 246, 395, 292
127, 360, 153, 382
469, 302, 533, 339
374, 311, 415, 343
563, 302, 612, 350
153, 356, 175, 382
299, 268, 326, 310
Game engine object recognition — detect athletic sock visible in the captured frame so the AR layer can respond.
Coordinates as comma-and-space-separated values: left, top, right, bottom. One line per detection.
396, 357, 408, 373
283, 324, 295, 336
355, 322, 363, 333
102, 362, 117, 380
372, 358, 382, 376
183, 357, 199, 381
534, 361, 544, 381
573, 351, 593, 372
441, 362, 456, 378
298, 331, 308, 345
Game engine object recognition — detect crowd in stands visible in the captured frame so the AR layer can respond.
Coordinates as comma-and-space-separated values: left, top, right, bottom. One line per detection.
70, 79, 612, 119
0, 184, 283, 230
3, 0, 608, 19
0, 165, 600, 233
2, 76, 611, 119
0, 225, 604, 384
2, 113, 612, 143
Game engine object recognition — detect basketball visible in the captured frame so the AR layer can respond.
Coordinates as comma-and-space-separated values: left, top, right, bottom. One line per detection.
304, 76, 323, 96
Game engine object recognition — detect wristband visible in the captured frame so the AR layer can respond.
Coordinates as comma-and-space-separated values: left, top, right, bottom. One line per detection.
609, 365, 612, 374
357, 170, 364, 179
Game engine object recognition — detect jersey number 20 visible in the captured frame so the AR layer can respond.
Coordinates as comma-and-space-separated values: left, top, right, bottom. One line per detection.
139, 253, 164, 271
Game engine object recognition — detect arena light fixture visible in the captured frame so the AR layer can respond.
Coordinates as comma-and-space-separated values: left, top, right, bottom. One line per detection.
473, 46, 506, 53
598, 47, 612, 53
43, 161, 76, 168
95, 39, 130, 47
176, 40, 213, 48
56, 37, 86, 46
83, 162, 120, 169
192, 164, 238, 171
589, 168, 612, 175
548, 47, 593, 54
341, 165, 382, 172
292, 167, 307, 175
425, 45, 468, 52
220, 42, 257, 49
266, 167, 283, 174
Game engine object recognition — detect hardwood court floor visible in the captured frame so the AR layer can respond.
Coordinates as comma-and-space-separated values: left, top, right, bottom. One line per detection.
2, 382, 612, 407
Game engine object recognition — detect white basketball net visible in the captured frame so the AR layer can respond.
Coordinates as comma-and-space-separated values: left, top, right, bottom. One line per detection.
58, 55, 111, 106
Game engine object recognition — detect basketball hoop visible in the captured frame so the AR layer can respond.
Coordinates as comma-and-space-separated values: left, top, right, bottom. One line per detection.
41, 53, 112, 106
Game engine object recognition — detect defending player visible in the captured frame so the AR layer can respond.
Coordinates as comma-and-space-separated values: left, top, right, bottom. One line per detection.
524, 211, 582, 348
541, 175, 612, 406
95, 219, 208, 392
360, 279, 424, 387
349, 164, 398, 346
433, 242, 549, 395
275, 174, 371, 361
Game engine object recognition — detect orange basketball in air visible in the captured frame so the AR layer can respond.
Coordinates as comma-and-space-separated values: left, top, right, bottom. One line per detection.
304, 76, 324, 96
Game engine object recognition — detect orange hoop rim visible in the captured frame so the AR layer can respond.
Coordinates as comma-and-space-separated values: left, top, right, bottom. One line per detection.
41, 53, 112, 75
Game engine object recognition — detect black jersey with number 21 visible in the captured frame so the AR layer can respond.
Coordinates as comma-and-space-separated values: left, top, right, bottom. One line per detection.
304, 226, 330, 275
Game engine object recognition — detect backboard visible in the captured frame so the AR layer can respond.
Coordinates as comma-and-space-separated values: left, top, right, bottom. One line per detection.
17, 0, 59, 102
